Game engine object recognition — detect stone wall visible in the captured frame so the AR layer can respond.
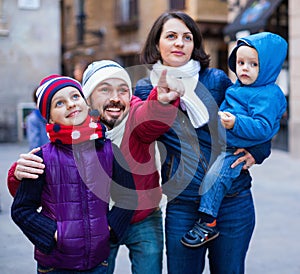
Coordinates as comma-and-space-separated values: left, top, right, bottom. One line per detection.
0, 0, 60, 142
289, 0, 300, 157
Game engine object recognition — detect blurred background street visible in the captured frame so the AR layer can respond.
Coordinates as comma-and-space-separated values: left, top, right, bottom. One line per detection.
0, 142, 299, 273
1, 1, 299, 272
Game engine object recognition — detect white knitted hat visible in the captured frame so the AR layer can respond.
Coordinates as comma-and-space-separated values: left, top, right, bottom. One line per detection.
82, 60, 132, 99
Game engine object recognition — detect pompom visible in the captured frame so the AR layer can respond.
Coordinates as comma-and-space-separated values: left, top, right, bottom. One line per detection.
89, 109, 100, 118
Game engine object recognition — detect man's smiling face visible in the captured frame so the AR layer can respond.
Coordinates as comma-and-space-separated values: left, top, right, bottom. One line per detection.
88, 78, 131, 129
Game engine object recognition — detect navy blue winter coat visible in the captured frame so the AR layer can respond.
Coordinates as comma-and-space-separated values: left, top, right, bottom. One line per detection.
135, 67, 271, 199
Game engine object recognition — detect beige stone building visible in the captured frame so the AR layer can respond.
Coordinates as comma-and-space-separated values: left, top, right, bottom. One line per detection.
0, 0, 299, 157
61, 0, 229, 81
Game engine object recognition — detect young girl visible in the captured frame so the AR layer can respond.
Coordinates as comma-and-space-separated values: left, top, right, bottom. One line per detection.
11, 75, 136, 274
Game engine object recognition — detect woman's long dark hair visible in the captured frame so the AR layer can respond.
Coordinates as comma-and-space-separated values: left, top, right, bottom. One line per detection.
140, 11, 210, 69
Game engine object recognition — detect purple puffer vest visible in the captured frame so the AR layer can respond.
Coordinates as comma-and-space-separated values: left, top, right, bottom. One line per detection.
35, 140, 113, 270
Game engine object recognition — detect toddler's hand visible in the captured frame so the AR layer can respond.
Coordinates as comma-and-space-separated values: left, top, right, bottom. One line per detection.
218, 111, 236, 129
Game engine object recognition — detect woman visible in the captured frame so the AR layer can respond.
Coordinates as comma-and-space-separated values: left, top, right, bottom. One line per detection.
134, 11, 271, 274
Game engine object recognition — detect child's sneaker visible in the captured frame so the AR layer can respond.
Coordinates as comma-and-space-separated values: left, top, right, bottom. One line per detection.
181, 220, 219, 248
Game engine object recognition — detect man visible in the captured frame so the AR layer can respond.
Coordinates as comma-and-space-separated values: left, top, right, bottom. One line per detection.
8, 60, 185, 274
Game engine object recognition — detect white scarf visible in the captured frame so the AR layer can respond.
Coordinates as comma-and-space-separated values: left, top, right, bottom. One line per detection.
105, 113, 129, 147
150, 60, 209, 128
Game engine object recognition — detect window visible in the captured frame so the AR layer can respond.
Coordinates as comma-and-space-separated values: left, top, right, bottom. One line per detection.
170, 0, 186, 10
117, 54, 149, 91
117, 54, 139, 68
115, 0, 138, 31
267, 0, 288, 41
0, 0, 9, 36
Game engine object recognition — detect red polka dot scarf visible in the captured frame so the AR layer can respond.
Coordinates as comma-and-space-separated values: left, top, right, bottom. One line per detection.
46, 115, 106, 145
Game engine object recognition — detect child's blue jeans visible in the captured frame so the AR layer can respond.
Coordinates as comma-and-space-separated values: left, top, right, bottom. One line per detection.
198, 149, 244, 217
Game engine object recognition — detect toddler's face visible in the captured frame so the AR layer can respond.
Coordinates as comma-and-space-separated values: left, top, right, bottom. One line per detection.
236, 46, 259, 85
49, 86, 89, 126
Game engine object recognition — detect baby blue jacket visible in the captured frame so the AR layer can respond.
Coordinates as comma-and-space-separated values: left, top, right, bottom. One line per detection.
221, 32, 287, 147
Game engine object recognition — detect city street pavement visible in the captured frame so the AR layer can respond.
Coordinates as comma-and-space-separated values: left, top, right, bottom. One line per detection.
0, 142, 299, 273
